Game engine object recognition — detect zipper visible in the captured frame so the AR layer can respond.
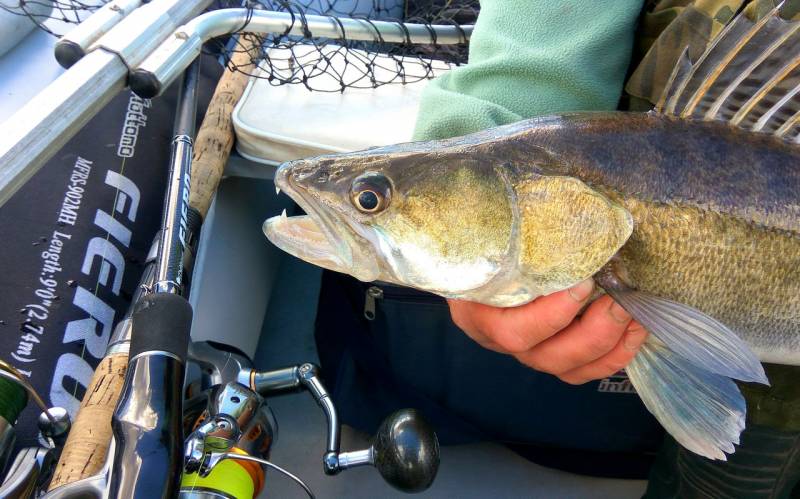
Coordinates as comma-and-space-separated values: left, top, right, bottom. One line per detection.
363, 283, 446, 320
363, 286, 384, 320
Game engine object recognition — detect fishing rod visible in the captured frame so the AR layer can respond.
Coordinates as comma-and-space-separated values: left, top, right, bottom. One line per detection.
47, 26, 263, 496
107, 56, 202, 498
43, 55, 203, 498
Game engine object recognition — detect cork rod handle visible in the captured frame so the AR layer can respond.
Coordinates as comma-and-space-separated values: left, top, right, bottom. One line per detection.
190, 35, 260, 219
48, 353, 128, 490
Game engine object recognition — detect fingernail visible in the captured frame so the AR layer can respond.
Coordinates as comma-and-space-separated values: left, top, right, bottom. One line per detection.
568, 279, 594, 302
609, 301, 631, 323
624, 327, 646, 351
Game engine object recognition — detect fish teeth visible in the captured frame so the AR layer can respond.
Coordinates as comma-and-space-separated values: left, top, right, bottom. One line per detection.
281, 208, 287, 220
275, 186, 281, 196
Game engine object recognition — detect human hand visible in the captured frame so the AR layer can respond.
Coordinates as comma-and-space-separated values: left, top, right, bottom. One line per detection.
448, 279, 648, 384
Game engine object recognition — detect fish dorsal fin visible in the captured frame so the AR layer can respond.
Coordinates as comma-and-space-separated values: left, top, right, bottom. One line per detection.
657, 2, 800, 142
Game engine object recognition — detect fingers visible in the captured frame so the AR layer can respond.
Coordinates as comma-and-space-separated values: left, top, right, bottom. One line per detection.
448, 304, 506, 353
448, 278, 596, 354
448, 283, 650, 385
558, 320, 648, 385
514, 295, 636, 375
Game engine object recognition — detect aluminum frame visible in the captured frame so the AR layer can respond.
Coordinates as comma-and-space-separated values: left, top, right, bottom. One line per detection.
0, 0, 213, 208
132, 9, 473, 98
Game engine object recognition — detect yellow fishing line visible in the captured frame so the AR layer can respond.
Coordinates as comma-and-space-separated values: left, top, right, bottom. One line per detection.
181, 459, 255, 499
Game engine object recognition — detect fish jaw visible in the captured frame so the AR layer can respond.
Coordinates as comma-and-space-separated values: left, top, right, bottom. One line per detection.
263, 213, 349, 274
263, 162, 381, 282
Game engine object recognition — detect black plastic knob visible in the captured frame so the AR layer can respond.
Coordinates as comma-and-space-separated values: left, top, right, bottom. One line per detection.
372, 409, 440, 493
54, 40, 84, 69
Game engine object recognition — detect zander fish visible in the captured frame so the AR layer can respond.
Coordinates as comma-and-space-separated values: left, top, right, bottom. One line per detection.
264, 6, 800, 460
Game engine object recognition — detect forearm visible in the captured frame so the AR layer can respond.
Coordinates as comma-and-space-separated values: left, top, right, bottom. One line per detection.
413, 0, 644, 141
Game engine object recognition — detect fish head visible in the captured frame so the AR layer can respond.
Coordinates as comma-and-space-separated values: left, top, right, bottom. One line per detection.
263, 148, 514, 296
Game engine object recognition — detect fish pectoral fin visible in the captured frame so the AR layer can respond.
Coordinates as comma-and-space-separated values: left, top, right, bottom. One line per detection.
601, 283, 768, 384
626, 340, 745, 460
596, 275, 771, 459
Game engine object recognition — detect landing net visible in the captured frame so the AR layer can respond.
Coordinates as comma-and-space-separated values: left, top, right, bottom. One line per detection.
4, 0, 479, 89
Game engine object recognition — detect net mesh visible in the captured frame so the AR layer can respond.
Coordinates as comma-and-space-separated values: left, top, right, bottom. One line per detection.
3, 0, 478, 90
0, 1, 106, 36
210, 0, 478, 91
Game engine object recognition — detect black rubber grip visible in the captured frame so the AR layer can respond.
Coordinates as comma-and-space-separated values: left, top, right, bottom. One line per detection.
54, 40, 84, 69
129, 293, 192, 362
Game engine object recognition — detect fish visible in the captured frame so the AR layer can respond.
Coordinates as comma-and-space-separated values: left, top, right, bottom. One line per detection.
264, 5, 800, 460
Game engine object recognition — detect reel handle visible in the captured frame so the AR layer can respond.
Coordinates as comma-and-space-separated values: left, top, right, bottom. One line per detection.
335, 409, 440, 493
372, 409, 440, 493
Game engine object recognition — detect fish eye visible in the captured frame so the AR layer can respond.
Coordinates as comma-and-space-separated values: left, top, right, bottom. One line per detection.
350, 173, 392, 214
356, 190, 380, 211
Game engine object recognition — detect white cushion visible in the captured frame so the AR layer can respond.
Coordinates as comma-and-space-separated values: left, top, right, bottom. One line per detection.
233, 43, 451, 165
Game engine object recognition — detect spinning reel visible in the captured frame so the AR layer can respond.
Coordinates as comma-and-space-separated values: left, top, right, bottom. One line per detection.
181, 343, 440, 498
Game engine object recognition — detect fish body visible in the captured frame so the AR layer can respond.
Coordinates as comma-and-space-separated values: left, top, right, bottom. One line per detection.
264, 6, 800, 460
268, 113, 800, 365
501, 112, 800, 366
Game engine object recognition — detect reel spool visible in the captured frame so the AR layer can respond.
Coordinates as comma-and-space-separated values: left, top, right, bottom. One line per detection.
180, 447, 265, 499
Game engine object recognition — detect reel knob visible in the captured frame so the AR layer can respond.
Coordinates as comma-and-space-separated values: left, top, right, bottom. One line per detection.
372, 409, 439, 493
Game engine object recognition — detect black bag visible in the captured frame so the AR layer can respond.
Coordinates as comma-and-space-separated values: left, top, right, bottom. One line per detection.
314, 270, 665, 479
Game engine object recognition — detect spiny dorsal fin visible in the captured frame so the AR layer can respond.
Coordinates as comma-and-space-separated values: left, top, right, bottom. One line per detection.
657, 2, 800, 143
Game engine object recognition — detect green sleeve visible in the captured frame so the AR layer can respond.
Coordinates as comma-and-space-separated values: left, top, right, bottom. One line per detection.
413, 0, 644, 141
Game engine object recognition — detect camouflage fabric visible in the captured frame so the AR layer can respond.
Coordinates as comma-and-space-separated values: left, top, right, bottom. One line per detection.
625, 0, 800, 109
644, 425, 800, 498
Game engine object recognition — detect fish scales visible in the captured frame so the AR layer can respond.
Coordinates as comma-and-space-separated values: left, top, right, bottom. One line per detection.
491, 113, 800, 365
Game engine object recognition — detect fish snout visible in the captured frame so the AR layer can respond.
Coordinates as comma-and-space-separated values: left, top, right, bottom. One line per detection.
284, 157, 346, 186
274, 161, 295, 191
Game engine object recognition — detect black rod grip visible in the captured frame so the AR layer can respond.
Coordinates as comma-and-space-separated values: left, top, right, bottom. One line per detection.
130, 293, 192, 362
111, 355, 185, 499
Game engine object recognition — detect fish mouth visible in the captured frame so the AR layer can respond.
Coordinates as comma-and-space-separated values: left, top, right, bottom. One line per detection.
264, 212, 348, 272
263, 164, 361, 276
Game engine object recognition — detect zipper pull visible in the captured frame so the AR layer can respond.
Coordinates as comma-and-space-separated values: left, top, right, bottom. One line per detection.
364, 286, 384, 320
